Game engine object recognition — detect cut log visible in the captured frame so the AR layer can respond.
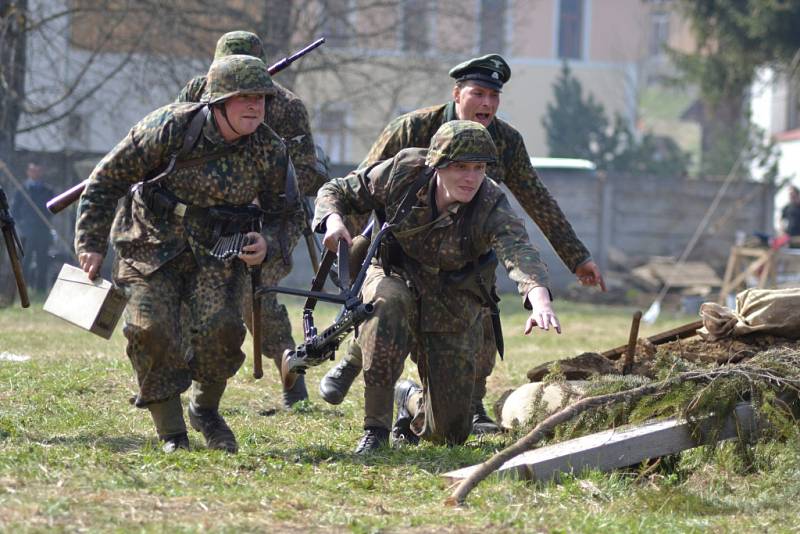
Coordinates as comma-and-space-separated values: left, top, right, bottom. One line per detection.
443, 403, 757, 485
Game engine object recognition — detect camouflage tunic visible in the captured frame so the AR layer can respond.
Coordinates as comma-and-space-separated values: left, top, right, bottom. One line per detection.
361, 101, 590, 271
75, 102, 300, 406
314, 148, 549, 444
179, 76, 324, 365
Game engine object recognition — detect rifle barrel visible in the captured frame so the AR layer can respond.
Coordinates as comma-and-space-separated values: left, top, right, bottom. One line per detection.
47, 179, 88, 214
267, 37, 325, 75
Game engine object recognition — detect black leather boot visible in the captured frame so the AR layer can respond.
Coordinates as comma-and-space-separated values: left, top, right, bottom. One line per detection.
188, 404, 238, 453
319, 359, 362, 405
472, 399, 502, 435
391, 379, 421, 445
354, 427, 390, 454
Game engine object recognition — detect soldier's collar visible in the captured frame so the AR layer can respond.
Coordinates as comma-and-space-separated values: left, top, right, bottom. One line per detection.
203, 106, 227, 145
444, 101, 499, 139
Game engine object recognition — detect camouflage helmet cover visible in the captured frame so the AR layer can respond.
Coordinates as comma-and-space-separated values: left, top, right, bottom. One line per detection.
202, 54, 275, 104
214, 31, 266, 62
425, 120, 497, 168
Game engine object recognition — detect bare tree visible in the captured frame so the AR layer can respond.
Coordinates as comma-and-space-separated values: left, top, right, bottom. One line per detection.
3, 0, 479, 167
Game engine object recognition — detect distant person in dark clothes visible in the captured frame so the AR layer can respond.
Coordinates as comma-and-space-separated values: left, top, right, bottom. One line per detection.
781, 186, 800, 247
11, 162, 55, 292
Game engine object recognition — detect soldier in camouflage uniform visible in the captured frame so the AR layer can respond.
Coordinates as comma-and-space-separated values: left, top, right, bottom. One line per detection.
319, 54, 604, 434
314, 121, 560, 452
178, 31, 327, 408
76, 55, 303, 453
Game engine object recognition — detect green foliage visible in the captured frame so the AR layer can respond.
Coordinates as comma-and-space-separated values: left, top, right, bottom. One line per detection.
541, 62, 607, 162
670, 0, 800, 178
542, 63, 691, 176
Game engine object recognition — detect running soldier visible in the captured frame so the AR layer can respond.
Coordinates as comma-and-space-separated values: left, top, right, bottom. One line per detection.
76, 55, 303, 453
178, 31, 327, 407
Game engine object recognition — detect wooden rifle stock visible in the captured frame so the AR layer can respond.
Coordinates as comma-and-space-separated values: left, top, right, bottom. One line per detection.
252, 265, 263, 379
0, 188, 30, 308
47, 178, 88, 214
46, 37, 326, 215
1, 225, 29, 308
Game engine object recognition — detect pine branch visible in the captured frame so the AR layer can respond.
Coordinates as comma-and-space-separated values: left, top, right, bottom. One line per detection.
446, 363, 800, 506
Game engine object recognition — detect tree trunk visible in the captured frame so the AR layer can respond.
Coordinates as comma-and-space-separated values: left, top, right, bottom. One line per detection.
0, 0, 27, 164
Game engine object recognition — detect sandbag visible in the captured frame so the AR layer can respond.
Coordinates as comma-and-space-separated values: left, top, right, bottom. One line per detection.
699, 288, 800, 341
494, 381, 587, 431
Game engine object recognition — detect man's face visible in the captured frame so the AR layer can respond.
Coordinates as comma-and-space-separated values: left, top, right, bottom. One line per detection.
27, 163, 43, 180
436, 161, 487, 205
791, 188, 800, 204
223, 94, 265, 136
452, 82, 500, 128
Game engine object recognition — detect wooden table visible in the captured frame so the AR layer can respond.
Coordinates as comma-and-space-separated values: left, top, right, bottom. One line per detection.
717, 246, 776, 304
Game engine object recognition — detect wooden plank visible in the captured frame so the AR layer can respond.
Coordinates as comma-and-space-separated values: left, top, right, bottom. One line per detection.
442, 404, 757, 485
602, 320, 703, 360
646, 261, 722, 287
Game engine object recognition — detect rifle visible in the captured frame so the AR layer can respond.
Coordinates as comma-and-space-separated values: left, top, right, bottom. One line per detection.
0, 187, 30, 308
45, 37, 326, 215
257, 222, 393, 385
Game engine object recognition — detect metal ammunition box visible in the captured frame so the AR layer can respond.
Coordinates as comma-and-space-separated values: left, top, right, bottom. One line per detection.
44, 264, 128, 339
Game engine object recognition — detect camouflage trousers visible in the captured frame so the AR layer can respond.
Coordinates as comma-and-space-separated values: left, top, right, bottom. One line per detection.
115, 250, 247, 407
360, 266, 482, 446
344, 307, 497, 405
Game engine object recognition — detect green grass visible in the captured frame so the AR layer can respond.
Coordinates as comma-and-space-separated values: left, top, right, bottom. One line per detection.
1, 296, 799, 532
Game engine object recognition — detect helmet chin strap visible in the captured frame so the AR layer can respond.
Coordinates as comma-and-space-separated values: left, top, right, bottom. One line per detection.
217, 102, 243, 137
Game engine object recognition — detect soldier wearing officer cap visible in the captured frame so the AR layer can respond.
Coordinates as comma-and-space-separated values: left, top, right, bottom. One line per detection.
177, 31, 328, 410
76, 54, 303, 454
319, 54, 604, 435
315, 120, 559, 453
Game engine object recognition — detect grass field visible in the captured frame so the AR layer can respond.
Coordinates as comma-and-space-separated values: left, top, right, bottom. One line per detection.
1, 295, 800, 533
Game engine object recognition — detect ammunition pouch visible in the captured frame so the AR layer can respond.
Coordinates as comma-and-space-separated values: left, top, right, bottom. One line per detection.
206, 204, 263, 242
440, 250, 499, 307
139, 182, 181, 220
441, 250, 504, 358
378, 233, 405, 276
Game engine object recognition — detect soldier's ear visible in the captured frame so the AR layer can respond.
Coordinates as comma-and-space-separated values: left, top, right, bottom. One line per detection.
452, 84, 461, 103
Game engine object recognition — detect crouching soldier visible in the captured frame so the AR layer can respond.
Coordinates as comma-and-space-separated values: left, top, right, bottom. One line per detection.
75, 55, 302, 453
313, 121, 561, 452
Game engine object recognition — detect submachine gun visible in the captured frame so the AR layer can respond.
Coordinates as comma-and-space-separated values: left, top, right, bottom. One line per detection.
0, 187, 30, 308
256, 221, 385, 387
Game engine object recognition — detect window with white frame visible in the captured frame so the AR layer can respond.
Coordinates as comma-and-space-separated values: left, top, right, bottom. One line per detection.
649, 10, 670, 58
479, 0, 507, 54
558, 0, 584, 60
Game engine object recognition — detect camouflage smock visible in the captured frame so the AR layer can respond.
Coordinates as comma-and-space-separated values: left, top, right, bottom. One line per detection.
178, 76, 326, 195
314, 147, 550, 333
360, 102, 590, 272
76, 102, 300, 275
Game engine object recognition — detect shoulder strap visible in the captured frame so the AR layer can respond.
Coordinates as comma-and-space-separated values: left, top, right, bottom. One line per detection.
139, 105, 216, 188
387, 166, 434, 226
